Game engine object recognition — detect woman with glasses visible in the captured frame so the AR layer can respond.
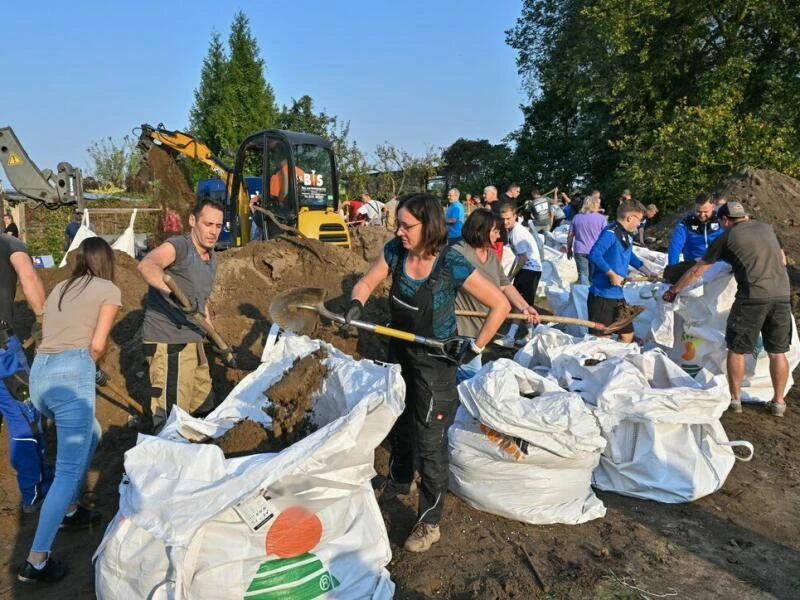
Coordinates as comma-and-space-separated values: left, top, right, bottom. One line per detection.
345, 193, 509, 553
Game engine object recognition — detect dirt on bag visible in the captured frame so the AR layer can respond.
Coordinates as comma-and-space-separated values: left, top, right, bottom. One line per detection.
263, 349, 327, 440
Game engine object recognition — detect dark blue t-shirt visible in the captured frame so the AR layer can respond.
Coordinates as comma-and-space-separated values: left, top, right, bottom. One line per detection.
65, 221, 80, 241
383, 237, 474, 338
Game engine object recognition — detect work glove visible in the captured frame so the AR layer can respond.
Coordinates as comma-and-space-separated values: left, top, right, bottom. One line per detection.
662, 287, 678, 303
30, 317, 43, 346
344, 299, 363, 324
443, 337, 483, 365
169, 292, 200, 315
95, 367, 109, 387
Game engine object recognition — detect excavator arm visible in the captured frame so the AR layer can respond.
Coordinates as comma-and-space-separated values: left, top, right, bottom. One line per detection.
137, 123, 250, 238
137, 123, 232, 179
0, 126, 83, 209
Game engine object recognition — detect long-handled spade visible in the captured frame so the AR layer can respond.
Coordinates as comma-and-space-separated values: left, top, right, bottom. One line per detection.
454, 306, 645, 335
269, 287, 468, 362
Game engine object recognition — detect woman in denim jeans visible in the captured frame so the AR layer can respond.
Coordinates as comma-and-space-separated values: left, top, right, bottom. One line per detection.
566, 195, 607, 286
18, 238, 121, 584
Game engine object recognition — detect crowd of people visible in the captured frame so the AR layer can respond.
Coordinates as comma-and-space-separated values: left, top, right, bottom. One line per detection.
0, 179, 792, 582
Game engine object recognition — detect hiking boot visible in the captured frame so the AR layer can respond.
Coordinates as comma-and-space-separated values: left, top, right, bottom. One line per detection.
60, 505, 102, 529
403, 522, 440, 553
767, 400, 786, 418
376, 479, 415, 504
17, 558, 67, 584
729, 399, 742, 413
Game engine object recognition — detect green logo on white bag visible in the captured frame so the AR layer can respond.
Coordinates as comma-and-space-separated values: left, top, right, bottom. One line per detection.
245, 553, 340, 599
244, 505, 339, 599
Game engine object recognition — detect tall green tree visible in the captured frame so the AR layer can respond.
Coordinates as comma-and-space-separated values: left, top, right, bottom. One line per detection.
189, 32, 227, 154
506, 0, 800, 210
189, 12, 277, 156
441, 138, 513, 194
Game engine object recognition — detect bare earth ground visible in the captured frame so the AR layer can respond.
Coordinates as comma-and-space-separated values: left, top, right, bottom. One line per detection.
2, 170, 800, 599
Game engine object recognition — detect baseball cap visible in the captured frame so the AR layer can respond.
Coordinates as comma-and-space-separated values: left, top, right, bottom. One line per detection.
717, 201, 747, 219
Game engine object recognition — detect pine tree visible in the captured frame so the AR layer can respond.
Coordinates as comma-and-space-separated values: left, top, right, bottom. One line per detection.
189, 32, 227, 154
189, 11, 278, 155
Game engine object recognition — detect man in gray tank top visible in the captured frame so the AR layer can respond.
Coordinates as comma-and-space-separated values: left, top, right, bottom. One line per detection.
138, 199, 224, 430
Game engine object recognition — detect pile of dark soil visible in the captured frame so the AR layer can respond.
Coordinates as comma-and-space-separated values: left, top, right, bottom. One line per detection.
263, 350, 327, 440
204, 350, 328, 458
210, 419, 277, 458
128, 145, 196, 240
648, 169, 800, 259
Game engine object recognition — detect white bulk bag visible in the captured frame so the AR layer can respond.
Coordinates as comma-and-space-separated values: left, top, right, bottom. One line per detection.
650, 268, 800, 402
449, 360, 606, 524
592, 349, 753, 503
59, 209, 96, 267
110, 208, 138, 259
94, 334, 404, 600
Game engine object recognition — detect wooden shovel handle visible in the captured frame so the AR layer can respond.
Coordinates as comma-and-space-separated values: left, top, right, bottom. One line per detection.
98, 379, 144, 415
162, 274, 236, 366
455, 310, 608, 332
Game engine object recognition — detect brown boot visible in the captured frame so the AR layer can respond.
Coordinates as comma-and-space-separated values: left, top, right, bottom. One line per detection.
403, 522, 441, 553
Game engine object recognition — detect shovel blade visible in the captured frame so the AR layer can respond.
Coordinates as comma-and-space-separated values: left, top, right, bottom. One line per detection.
605, 304, 645, 333
269, 287, 327, 335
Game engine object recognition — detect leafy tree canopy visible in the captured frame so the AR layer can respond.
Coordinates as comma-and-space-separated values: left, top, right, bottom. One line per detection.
506, 0, 800, 210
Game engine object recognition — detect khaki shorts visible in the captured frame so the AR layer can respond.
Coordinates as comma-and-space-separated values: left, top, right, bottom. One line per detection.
144, 342, 214, 429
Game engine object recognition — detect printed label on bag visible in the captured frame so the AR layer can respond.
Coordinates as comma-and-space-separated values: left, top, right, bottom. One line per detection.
234, 491, 277, 532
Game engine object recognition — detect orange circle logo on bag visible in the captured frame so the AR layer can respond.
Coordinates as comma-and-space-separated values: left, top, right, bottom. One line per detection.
265, 506, 322, 558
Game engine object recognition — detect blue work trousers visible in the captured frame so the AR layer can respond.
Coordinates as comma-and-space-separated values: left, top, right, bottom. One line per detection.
0, 335, 52, 507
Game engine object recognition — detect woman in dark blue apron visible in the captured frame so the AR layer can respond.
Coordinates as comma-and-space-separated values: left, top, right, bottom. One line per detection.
346, 194, 510, 552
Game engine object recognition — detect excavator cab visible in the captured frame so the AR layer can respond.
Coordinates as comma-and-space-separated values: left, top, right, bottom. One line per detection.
229, 130, 349, 246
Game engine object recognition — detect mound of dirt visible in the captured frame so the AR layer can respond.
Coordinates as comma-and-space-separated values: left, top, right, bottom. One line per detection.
210, 419, 276, 458
715, 169, 800, 262
263, 350, 327, 440
647, 169, 800, 260
202, 350, 327, 458
128, 145, 196, 239
349, 225, 395, 262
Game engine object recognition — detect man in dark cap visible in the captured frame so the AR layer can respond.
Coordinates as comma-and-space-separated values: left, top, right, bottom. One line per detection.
663, 202, 792, 417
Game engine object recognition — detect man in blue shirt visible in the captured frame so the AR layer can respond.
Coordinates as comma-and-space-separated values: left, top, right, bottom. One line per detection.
445, 188, 465, 243
63, 208, 82, 252
667, 193, 723, 265
588, 200, 655, 343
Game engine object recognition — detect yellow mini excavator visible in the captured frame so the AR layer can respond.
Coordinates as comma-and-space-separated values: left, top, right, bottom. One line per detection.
137, 123, 350, 247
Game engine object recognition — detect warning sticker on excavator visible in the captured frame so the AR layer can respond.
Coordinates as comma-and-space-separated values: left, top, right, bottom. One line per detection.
7, 152, 23, 166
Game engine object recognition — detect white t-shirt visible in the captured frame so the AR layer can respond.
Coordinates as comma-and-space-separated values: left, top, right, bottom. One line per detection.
357, 200, 385, 224
507, 224, 542, 272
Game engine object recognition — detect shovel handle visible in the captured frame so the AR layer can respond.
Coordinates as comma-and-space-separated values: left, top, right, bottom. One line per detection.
455, 310, 608, 332
162, 274, 237, 366
300, 303, 445, 349
97, 379, 143, 415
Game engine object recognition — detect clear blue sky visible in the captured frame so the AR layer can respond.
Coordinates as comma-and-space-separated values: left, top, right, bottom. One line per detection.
1, 1, 526, 177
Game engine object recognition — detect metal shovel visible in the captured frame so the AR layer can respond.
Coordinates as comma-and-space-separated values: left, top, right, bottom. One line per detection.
269, 287, 467, 361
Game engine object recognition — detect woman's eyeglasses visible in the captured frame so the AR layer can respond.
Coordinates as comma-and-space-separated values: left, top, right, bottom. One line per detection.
396, 221, 421, 232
